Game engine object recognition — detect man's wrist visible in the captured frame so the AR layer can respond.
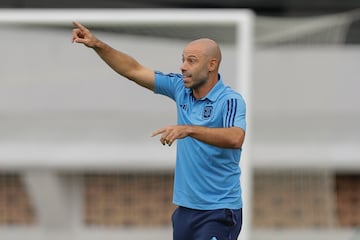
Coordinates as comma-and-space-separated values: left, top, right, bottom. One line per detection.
93, 39, 103, 49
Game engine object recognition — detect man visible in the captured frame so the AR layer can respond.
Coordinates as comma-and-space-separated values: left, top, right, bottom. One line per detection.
72, 21, 246, 240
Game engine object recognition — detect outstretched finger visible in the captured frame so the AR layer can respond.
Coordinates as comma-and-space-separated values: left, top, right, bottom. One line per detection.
151, 128, 166, 137
72, 21, 87, 31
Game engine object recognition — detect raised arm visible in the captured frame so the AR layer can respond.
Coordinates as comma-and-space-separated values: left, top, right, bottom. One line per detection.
72, 21, 155, 91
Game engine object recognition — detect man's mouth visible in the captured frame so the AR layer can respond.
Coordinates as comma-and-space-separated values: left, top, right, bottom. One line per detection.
182, 74, 192, 80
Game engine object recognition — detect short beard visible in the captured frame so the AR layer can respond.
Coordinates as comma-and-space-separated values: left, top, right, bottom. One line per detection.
189, 77, 208, 90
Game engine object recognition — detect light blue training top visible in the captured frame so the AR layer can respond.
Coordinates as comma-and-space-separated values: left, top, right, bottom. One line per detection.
154, 71, 246, 210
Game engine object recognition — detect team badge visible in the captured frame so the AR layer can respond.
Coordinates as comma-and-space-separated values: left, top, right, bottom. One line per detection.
203, 105, 213, 119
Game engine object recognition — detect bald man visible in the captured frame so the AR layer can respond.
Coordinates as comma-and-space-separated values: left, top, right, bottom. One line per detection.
72, 21, 246, 240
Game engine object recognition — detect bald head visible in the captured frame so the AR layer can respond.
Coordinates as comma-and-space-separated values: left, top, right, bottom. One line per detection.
185, 38, 222, 67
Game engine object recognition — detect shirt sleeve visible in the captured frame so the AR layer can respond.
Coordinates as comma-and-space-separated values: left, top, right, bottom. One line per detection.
154, 71, 183, 101
223, 95, 246, 131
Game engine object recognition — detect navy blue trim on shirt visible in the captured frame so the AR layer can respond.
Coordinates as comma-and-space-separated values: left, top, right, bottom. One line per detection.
226, 98, 237, 127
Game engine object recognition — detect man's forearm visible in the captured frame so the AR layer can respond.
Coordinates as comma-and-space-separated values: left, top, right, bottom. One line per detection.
93, 40, 141, 80
92, 40, 155, 90
72, 21, 155, 90
187, 126, 245, 149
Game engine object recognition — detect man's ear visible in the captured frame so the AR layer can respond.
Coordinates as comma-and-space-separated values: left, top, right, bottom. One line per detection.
208, 58, 218, 72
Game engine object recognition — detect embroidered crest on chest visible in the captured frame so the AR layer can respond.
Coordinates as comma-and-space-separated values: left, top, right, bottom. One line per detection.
202, 105, 213, 119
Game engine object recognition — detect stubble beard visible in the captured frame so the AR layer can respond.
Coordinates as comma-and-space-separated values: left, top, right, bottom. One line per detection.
183, 73, 208, 90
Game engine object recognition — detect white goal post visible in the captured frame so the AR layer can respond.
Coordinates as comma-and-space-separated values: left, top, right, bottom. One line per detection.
0, 9, 254, 240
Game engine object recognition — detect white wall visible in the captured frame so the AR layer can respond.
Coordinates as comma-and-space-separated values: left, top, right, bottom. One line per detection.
252, 46, 360, 169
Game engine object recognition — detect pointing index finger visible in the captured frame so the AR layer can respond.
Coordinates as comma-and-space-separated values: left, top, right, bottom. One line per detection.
151, 128, 165, 137
73, 21, 87, 31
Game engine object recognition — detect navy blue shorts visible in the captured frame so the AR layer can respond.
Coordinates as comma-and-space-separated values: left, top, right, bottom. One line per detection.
172, 207, 242, 240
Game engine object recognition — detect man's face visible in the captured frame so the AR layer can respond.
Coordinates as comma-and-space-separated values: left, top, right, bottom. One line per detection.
181, 45, 210, 89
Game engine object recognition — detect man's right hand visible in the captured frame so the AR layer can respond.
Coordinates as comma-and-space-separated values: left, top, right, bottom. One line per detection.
72, 21, 99, 48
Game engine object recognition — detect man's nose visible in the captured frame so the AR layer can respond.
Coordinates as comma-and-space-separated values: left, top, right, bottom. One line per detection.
180, 62, 187, 72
